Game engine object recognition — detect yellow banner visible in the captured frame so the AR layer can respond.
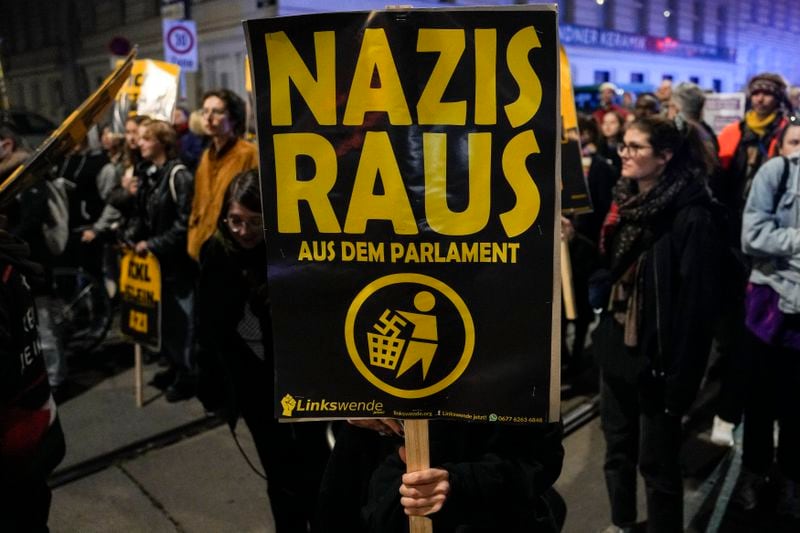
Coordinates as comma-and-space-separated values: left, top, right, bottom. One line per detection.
559, 45, 578, 131
0, 50, 136, 208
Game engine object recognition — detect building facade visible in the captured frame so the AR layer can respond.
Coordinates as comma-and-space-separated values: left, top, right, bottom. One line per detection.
1, 0, 798, 123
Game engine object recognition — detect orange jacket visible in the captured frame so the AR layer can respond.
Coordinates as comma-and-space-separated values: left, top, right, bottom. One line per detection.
187, 138, 258, 260
717, 116, 787, 171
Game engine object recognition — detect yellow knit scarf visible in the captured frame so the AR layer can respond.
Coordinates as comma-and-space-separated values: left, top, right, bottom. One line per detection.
745, 110, 777, 137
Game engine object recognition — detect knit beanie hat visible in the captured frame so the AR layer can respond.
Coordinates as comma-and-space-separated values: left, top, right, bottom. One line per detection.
747, 73, 788, 99
671, 82, 705, 119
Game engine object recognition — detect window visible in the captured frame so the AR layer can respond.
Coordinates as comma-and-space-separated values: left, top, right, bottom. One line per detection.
662, 74, 674, 81
666, 0, 678, 36
713, 79, 723, 92
693, 2, 704, 43
689, 76, 700, 84
594, 70, 610, 83
603, 0, 614, 29
631, 72, 645, 83
716, 6, 727, 47
635, 0, 648, 34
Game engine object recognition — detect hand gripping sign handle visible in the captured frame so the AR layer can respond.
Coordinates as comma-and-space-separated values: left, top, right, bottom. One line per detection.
404, 419, 433, 533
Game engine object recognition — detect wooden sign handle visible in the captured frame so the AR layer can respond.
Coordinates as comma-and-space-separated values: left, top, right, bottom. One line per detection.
134, 343, 143, 407
404, 419, 433, 533
561, 237, 576, 320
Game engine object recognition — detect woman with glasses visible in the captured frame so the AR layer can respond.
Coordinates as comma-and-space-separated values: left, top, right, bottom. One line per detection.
735, 118, 800, 519
195, 170, 329, 532
590, 116, 721, 533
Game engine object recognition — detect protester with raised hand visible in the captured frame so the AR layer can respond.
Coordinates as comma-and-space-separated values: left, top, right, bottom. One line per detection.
590, 115, 721, 532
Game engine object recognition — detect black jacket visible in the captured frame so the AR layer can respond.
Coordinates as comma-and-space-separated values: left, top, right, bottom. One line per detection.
122, 159, 195, 279
318, 421, 564, 533
0, 230, 65, 482
639, 181, 722, 413
594, 180, 722, 413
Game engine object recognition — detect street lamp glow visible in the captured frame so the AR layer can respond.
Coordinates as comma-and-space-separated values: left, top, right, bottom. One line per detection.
596, 0, 605, 5
663, 10, 671, 17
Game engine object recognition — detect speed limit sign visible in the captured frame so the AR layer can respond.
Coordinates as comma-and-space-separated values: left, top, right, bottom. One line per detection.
162, 19, 198, 72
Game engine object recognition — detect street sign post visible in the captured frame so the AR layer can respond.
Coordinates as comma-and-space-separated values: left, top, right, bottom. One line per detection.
162, 19, 198, 72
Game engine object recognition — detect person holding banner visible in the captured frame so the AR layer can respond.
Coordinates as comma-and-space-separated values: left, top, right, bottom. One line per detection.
118, 119, 197, 402
196, 170, 328, 532
591, 116, 721, 532
317, 418, 564, 532
0, 226, 66, 532
187, 89, 258, 261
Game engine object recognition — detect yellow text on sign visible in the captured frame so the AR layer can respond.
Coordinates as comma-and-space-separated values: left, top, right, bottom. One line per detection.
128, 310, 149, 333
119, 250, 162, 306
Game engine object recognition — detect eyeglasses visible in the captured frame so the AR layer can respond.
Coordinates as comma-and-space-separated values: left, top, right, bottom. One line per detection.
201, 107, 227, 117
225, 215, 263, 232
617, 142, 653, 156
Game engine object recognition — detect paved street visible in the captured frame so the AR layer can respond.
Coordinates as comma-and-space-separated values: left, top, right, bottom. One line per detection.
46, 336, 794, 532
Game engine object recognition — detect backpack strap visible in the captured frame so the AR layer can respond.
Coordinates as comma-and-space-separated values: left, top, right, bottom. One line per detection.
168, 164, 187, 203
772, 156, 791, 213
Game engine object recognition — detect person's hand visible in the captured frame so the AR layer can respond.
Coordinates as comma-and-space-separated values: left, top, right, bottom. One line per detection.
347, 418, 404, 437
561, 216, 575, 242
81, 229, 97, 243
134, 240, 149, 255
397, 446, 450, 516
122, 170, 138, 195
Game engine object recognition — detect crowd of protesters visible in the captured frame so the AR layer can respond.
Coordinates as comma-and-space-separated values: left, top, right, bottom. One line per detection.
2, 68, 800, 532
562, 73, 800, 533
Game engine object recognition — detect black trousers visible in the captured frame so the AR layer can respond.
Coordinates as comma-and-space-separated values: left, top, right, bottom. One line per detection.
600, 373, 683, 533
742, 331, 800, 480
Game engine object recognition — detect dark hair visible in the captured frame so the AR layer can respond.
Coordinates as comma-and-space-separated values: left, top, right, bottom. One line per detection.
0, 123, 23, 150
202, 89, 246, 137
628, 115, 715, 178
577, 113, 601, 146
634, 92, 661, 117
223, 169, 262, 218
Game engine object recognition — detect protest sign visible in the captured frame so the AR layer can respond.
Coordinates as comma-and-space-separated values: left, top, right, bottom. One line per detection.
111, 59, 180, 131
560, 45, 591, 215
703, 92, 745, 135
0, 50, 136, 208
119, 249, 162, 352
245, 6, 560, 423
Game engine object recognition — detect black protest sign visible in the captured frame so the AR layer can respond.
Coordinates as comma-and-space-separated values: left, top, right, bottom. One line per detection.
245, 7, 560, 423
561, 137, 592, 214
119, 249, 162, 352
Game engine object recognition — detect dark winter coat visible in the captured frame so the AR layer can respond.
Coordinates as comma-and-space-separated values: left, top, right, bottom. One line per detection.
317, 421, 564, 533
593, 180, 723, 414
0, 230, 65, 483
121, 159, 195, 280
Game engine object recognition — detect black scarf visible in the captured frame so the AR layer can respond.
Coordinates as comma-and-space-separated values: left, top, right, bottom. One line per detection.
604, 171, 691, 279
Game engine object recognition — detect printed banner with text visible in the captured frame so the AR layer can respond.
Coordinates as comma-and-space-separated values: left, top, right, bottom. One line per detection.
244, 7, 560, 423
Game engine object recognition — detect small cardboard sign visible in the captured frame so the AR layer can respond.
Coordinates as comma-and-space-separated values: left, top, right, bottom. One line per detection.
119, 249, 162, 352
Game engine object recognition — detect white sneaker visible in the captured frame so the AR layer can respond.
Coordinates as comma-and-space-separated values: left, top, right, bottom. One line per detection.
710, 415, 735, 447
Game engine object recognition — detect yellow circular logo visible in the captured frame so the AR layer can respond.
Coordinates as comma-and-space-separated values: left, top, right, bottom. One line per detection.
344, 273, 474, 398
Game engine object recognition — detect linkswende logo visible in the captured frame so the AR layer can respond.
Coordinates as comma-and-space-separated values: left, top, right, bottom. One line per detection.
345, 273, 474, 399
279, 394, 385, 417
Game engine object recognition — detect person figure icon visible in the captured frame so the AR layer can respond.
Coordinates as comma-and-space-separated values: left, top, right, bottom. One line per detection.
395, 290, 438, 379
